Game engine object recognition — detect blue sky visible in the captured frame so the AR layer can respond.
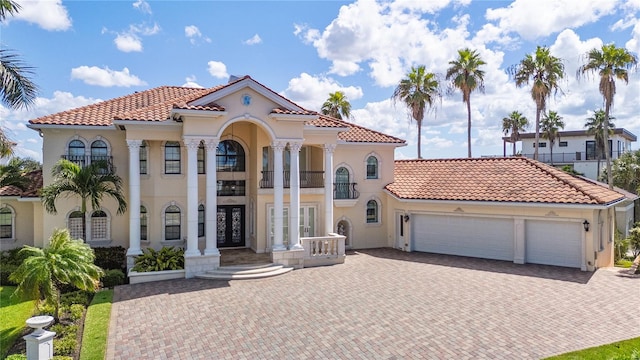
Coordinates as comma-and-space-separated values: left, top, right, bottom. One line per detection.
2, 0, 639, 162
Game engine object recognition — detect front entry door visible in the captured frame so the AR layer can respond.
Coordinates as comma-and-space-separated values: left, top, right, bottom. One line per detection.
217, 205, 245, 248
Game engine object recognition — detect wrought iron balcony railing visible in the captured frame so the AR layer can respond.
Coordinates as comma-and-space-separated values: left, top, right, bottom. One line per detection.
333, 182, 359, 200
61, 155, 115, 174
260, 171, 324, 188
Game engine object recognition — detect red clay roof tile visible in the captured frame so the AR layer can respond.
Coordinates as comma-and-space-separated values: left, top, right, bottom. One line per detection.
0, 169, 42, 198
385, 157, 625, 205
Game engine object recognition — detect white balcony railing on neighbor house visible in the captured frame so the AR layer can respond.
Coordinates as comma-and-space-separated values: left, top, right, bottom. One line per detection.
301, 233, 346, 267
515, 150, 627, 164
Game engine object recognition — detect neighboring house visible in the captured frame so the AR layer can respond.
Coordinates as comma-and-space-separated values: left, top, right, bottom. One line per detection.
0, 170, 44, 248
0, 76, 627, 272
506, 128, 637, 180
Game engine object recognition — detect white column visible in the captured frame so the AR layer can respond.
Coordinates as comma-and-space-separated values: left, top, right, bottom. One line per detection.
204, 138, 219, 256
126, 140, 142, 256
272, 141, 286, 251
289, 141, 303, 249
324, 144, 336, 235
184, 137, 201, 257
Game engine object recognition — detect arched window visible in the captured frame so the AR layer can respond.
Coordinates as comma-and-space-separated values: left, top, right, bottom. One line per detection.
139, 141, 148, 175
366, 156, 378, 179
164, 205, 181, 240
68, 140, 85, 167
91, 140, 109, 173
91, 210, 108, 240
0, 206, 14, 239
164, 141, 181, 174
140, 205, 148, 241
68, 211, 84, 240
216, 140, 245, 172
198, 142, 206, 174
366, 200, 378, 223
335, 167, 350, 199
198, 204, 205, 237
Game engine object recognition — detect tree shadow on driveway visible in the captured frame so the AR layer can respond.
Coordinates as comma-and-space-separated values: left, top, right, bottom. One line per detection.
353, 248, 596, 284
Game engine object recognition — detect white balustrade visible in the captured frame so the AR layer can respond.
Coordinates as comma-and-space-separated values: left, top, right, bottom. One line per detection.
300, 233, 346, 267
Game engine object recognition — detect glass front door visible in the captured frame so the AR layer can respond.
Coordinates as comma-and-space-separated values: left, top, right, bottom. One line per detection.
217, 205, 245, 247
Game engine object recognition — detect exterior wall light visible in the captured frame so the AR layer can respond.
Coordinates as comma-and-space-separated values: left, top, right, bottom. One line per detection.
583, 220, 590, 232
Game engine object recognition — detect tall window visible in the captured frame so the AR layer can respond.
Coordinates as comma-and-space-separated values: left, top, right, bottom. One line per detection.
216, 140, 245, 172
197, 143, 205, 174
68, 140, 85, 166
164, 141, 181, 174
0, 207, 13, 239
335, 167, 350, 199
140, 205, 148, 241
68, 211, 84, 240
91, 140, 109, 173
139, 141, 148, 175
91, 210, 108, 240
366, 156, 378, 179
198, 204, 205, 237
164, 205, 181, 240
366, 200, 378, 223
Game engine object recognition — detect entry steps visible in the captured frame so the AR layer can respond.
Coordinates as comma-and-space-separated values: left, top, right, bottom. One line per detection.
195, 263, 293, 280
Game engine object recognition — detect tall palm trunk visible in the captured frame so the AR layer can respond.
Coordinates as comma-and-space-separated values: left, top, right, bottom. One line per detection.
550, 142, 554, 165
604, 101, 613, 189
417, 118, 422, 159
534, 104, 542, 161
466, 98, 472, 158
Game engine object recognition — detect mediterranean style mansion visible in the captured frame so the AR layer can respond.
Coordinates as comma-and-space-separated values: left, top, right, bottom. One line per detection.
1, 76, 635, 276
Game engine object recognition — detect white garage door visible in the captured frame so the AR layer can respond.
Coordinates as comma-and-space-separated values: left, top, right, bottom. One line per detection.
412, 214, 514, 261
525, 220, 582, 268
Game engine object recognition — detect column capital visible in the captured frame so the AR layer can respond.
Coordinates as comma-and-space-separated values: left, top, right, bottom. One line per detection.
126, 139, 143, 150
323, 143, 336, 153
289, 141, 303, 153
271, 141, 287, 152
203, 137, 220, 151
182, 137, 201, 151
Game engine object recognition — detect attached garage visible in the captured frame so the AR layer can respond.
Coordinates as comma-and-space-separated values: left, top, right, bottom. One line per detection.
525, 220, 582, 268
412, 214, 514, 261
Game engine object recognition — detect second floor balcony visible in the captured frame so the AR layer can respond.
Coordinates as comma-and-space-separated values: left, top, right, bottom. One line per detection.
260, 171, 324, 188
61, 155, 115, 174
333, 182, 359, 200
520, 150, 627, 164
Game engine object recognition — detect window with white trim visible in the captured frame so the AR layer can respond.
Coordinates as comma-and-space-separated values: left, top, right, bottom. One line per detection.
68, 211, 84, 240
198, 204, 205, 237
164, 205, 181, 240
366, 156, 378, 179
366, 200, 379, 223
91, 210, 108, 240
68, 140, 86, 167
197, 142, 205, 174
139, 141, 148, 175
164, 141, 181, 174
0, 206, 14, 239
140, 205, 148, 241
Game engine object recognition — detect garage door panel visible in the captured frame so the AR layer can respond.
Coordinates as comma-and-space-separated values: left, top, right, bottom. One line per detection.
526, 220, 581, 268
412, 215, 514, 261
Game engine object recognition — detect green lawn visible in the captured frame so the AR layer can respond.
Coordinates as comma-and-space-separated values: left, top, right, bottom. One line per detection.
544, 337, 640, 360
79, 289, 113, 360
0, 286, 35, 359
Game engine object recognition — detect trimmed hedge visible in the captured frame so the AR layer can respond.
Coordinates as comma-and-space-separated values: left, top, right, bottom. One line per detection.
93, 246, 126, 271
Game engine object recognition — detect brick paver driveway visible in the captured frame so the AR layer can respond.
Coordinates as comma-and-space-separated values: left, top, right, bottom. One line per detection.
107, 249, 640, 359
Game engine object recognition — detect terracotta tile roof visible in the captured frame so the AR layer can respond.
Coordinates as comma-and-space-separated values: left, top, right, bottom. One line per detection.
172, 101, 226, 112
0, 169, 42, 198
29, 86, 218, 125
271, 107, 316, 116
308, 115, 406, 144
385, 157, 626, 205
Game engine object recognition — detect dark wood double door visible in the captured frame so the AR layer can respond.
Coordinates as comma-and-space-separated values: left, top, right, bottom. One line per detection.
217, 205, 245, 248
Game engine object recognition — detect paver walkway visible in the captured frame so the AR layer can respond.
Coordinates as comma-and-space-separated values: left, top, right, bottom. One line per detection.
107, 249, 640, 359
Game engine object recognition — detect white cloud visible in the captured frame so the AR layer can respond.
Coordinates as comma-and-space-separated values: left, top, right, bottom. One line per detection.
185, 25, 211, 45
12, 0, 71, 31
207, 61, 230, 79
243, 34, 262, 45
182, 75, 204, 88
70, 66, 147, 87
281, 73, 364, 111
114, 34, 143, 52
484, 0, 617, 41
133, 0, 152, 14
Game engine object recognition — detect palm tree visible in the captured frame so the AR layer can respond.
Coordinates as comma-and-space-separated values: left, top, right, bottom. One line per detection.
10, 228, 103, 321
41, 159, 127, 241
321, 91, 351, 120
446, 48, 486, 158
577, 44, 638, 190
0, 157, 35, 190
392, 65, 441, 159
502, 111, 529, 156
585, 109, 615, 177
609, 150, 640, 195
512, 46, 565, 161
540, 111, 565, 165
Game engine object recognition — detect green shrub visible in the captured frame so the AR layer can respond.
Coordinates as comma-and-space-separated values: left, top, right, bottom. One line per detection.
60, 290, 91, 307
1, 247, 28, 266
49, 323, 78, 337
69, 304, 85, 321
53, 336, 77, 356
52, 357, 74, 360
0, 263, 18, 285
101, 269, 125, 288
5, 354, 27, 360
132, 247, 184, 272
35, 301, 56, 317
93, 246, 126, 271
